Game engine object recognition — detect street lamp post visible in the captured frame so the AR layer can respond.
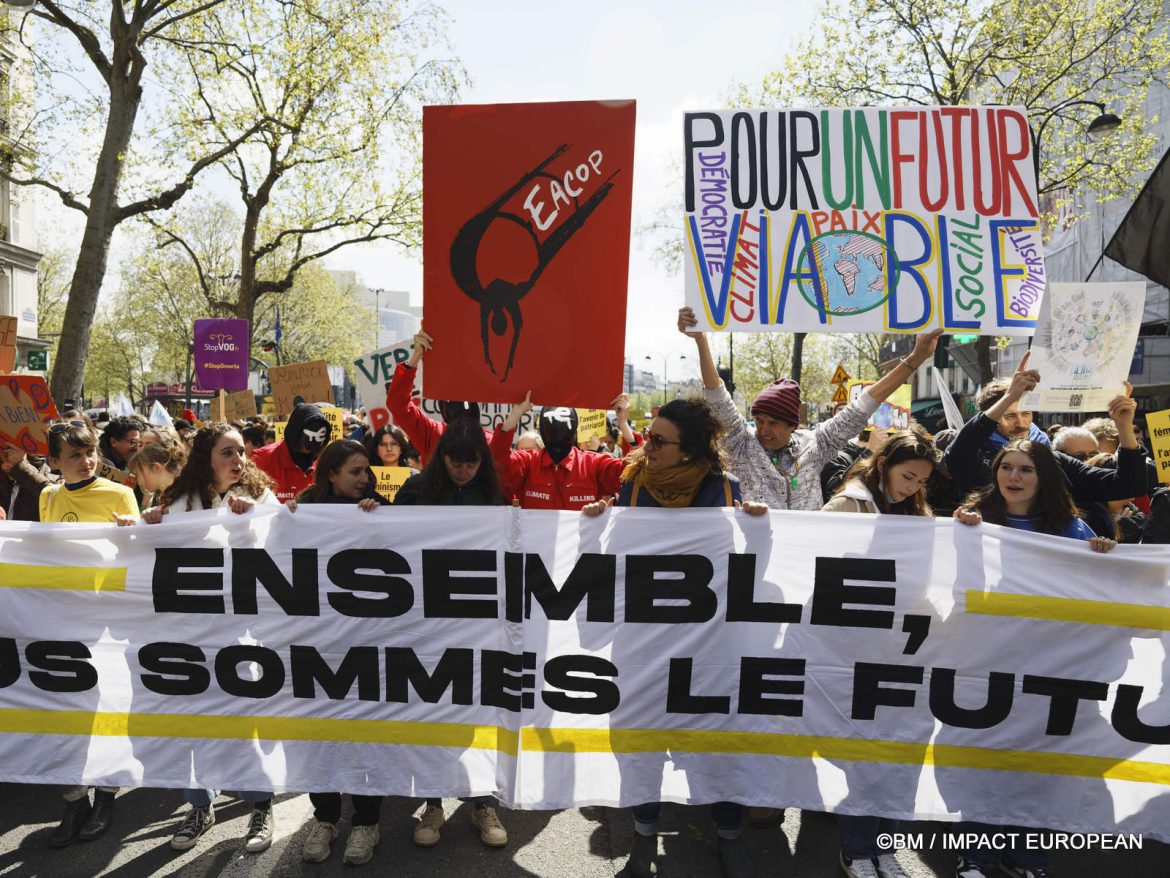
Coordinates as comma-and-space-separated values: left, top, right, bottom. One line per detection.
1030, 99, 1121, 184
371, 288, 386, 348
645, 352, 688, 405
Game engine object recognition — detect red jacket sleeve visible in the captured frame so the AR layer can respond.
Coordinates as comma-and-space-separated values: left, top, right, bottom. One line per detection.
490, 425, 529, 501
386, 362, 443, 466
592, 451, 628, 496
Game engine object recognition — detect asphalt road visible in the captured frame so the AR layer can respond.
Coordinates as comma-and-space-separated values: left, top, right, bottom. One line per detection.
1, 786, 1166, 877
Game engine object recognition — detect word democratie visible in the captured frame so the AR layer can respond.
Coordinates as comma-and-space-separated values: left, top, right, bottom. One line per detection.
685, 106, 1043, 332
4, 550, 1165, 745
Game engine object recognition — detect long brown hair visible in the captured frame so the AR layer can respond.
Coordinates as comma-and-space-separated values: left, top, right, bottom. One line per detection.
419, 418, 502, 503
961, 439, 1081, 534
162, 424, 273, 511
838, 429, 939, 516
128, 441, 187, 479
297, 440, 370, 504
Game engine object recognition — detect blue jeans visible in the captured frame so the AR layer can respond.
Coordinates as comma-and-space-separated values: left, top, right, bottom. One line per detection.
632, 801, 743, 840
184, 789, 272, 808
840, 815, 899, 860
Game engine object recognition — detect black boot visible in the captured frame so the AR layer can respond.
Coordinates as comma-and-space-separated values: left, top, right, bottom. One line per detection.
718, 836, 756, 878
78, 790, 115, 842
48, 796, 92, 849
626, 831, 657, 878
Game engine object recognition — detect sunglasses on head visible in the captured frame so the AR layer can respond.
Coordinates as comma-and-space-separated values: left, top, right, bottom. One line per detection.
646, 433, 681, 450
48, 420, 89, 434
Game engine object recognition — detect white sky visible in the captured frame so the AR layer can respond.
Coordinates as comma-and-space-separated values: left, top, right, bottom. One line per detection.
330, 0, 818, 381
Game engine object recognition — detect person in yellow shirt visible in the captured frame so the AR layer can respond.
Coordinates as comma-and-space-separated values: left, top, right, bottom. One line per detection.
39, 421, 139, 524
37, 420, 137, 847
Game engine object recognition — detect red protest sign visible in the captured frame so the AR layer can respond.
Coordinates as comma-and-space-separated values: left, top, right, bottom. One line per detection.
0, 316, 16, 373
0, 376, 61, 454
422, 100, 636, 408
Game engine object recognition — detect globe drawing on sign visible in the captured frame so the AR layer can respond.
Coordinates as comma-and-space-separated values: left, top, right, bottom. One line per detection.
796, 230, 898, 317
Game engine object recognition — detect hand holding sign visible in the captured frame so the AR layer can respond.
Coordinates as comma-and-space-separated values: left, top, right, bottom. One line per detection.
407, 329, 432, 368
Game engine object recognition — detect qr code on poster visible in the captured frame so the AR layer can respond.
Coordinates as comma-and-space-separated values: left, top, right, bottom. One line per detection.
1070, 394, 1084, 408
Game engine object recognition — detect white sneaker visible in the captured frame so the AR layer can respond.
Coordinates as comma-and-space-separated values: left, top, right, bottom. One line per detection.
170, 805, 215, 851
301, 818, 337, 862
413, 802, 446, 846
875, 853, 910, 878
343, 824, 380, 866
840, 851, 880, 878
470, 805, 508, 847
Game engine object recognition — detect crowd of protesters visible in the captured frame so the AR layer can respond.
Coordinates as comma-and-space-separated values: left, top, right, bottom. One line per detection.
3, 309, 1162, 878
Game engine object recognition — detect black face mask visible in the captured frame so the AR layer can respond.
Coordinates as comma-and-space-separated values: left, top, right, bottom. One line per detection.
539, 407, 579, 463
441, 400, 481, 425
285, 402, 332, 470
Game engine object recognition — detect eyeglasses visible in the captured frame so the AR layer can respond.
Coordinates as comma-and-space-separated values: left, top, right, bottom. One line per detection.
48, 420, 88, 433
646, 433, 681, 450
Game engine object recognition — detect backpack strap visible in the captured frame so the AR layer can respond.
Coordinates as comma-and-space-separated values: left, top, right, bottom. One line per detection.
630, 483, 641, 507
723, 476, 733, 507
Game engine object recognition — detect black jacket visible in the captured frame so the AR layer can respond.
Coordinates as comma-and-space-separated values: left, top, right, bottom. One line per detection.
394, 472, 500, 506
0, 457, 54, 521
944, 413, 1146, 504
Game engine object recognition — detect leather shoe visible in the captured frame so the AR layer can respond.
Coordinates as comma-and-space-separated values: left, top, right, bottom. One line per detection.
78, 794, 115, 842
48, 797, 91, 849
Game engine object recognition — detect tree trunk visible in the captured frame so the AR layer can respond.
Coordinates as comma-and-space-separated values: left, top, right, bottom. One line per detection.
791, 332, 807, 385
49, 71, 143, 405
975, 335, 994, 386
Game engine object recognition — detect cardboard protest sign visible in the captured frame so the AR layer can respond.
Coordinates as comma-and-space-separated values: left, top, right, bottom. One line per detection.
210, 389, 258, 422
354, 338, 421, 431
268, 359, 333, 416
193, 319, 250, 392
1020, 282, 1144, 412
684, 107, 1045, 335
1146, 409, 1170, 484
423, 100, 636, 408
96, 460, 134, 485
272, 421, 287, 442
577, 409, 608, 443
0, 316, 16, 374
355, 339, 537, 435
0, 376, 60, 454
370, 466, 412, 502
848, 381, 912, 430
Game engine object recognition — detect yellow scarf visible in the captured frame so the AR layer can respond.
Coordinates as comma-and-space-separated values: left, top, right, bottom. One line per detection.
621, 449, 712, 508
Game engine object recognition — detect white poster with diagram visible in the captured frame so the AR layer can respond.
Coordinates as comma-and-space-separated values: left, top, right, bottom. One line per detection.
1020, 282, 1144, 412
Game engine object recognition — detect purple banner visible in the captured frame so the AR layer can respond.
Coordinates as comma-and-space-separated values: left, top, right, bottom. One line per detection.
193, 319, 250, 392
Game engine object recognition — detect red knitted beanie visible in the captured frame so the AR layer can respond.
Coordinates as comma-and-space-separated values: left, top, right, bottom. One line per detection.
751, 378, 801, 425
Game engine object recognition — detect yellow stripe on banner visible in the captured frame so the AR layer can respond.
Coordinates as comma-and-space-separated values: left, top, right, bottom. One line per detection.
0, 709, 519, 756
0, 564, 127, 591
965, 590, 1170, 630
520, 728, 1170, 787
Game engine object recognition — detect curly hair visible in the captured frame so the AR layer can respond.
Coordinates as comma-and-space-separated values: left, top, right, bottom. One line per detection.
298, 440, 370, 504
161, 424, 273, 511
961, 439, 1082, 534
128, 441, 186, 479
838, 429, 939, 516
655, 397, 728, 474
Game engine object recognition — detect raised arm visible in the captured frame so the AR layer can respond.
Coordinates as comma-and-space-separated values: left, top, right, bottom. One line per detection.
678, 307, 721, 389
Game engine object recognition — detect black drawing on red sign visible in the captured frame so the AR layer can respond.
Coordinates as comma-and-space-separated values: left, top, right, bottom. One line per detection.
449, 145, 619, 381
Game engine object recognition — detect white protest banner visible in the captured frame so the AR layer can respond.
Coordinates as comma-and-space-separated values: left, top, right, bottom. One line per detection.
684, 107, 1045, 335
2, 508, 1170, 839
355, 339, 536, 436
1021, 282, 1144, 412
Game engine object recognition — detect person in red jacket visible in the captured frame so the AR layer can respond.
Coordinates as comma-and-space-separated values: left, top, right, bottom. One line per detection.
384, 329, 492, 466
250, 402, 332, 503
491, 391, 639, 510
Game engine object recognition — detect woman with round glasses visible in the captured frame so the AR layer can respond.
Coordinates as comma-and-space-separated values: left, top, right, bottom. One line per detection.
583, 397, 765, 878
